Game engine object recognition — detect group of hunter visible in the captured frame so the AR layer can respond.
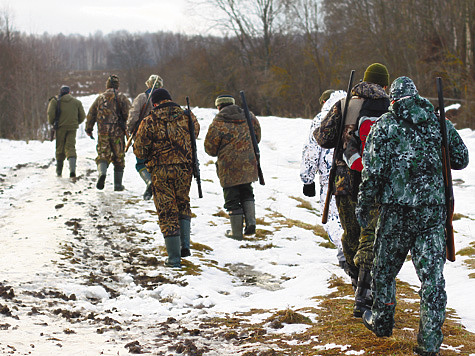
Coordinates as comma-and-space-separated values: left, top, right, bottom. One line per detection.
49, 65, 469, 356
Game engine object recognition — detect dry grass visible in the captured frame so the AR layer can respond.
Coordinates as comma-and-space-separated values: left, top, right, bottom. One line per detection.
196, 275, 475, 355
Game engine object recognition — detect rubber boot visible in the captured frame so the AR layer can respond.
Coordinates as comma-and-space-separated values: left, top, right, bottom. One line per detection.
179, 218, 191, 257
363, 310, 392, 337
114, 169, 125, 191
354, 268, 373, 317
164, 235, 181, 268
56, 160, 64, 177
225, 212, 244, 240
96, 161, 108, 190
139, 168, 153, 200
242, 200, 256, 235
68, 157, 76, 178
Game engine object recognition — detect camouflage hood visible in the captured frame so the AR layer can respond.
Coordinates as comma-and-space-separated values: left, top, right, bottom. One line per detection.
389, 76, 434, 125
351, 81, 389, 100
214, 104, 247, 123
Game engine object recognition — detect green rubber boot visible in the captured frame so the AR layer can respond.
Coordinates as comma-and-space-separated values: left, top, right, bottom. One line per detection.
114, 169, 125, 191
96, 161, 108, 190
68, 157, 76, 178
164, 235, 181, 268
225, 212, 244, 240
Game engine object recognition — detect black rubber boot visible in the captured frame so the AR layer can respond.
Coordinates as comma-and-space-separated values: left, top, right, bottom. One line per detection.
56, 160, 64, 177
179, 218, 191, 257
363, 310, 392, 337
242, 200, 256, 235
354, 268, 373, 317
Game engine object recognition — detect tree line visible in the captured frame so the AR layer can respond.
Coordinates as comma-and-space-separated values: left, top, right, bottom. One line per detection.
0, 0, 473, 140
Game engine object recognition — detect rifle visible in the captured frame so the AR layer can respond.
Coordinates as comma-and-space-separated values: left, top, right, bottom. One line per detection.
113, 88, 130, 140
436, 77, 456, 262
50, 95, 62, 141
125, 76, 160, 152
321, 70, 355, 224
186, 96, 203, 198
239, 91, 265, 185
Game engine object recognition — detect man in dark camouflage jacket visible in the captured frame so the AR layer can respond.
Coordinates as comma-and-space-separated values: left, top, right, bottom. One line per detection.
133, 88, 200, 268
357, 76, 469, 356
204, 95, 261, 240
86, 75, 131, 191
314, 63, 390, 317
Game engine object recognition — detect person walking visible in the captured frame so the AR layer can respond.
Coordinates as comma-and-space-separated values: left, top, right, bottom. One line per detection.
314, 63, 391, 317
85, 75, 131, 191
356, 76, 469, 356
127, 74, 164, 200
300, 89, 347, 270
133, 88, 200, 268
47, 85, 86, 177
204, 94, 261, 240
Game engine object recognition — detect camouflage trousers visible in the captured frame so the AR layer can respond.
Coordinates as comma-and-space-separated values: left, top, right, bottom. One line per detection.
336, 195, 378, 270
95, 135, 125, 169
371, 204, 446, 353
150, 164, 193, 237
55, 128, 77, 161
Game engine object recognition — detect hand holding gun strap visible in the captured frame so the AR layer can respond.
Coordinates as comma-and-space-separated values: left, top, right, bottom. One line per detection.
436, 77, 455, 262
125, 76, 160, 152
240, 90, 265, 185
322, 70, 355, 224
186, 96, 203, 198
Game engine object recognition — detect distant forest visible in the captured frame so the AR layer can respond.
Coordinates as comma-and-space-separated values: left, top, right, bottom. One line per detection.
0, 0, 473, 140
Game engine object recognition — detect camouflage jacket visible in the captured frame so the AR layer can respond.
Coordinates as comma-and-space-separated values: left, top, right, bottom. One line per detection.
127, 89, 153, 134
204, 104, 261, 188
133, 101, 200, 168
86, 89, 131, 136
358, 94, 469, 210
314, 82, 389, 197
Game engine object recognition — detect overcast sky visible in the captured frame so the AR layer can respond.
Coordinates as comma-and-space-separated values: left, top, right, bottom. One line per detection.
1, 0, 217, 36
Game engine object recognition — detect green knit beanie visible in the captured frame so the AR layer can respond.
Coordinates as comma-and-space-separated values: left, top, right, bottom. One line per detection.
319, 89, 335, 105
363, 63, 389, 87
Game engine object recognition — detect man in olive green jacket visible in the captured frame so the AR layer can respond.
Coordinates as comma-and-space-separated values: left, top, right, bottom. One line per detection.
47, 85, 86, 177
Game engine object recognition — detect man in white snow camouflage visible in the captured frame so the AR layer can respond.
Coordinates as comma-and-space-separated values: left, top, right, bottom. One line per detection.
300, 89, 346, 269
357, 76, 469, 356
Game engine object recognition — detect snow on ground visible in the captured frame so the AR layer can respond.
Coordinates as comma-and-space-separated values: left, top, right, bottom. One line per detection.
0, 95, 474, 355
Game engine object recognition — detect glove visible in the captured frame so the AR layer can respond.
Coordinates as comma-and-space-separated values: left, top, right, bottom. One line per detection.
303, 182, 316, 197
355, 204, 370, 228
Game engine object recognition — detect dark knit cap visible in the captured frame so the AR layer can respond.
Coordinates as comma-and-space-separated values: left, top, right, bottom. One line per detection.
106, 74, 120, 89
151, 88, 172, 104
215, 95, 235, 108
59, 85, 70, 96
319, 89, 335, 105
363, 63, 389, 87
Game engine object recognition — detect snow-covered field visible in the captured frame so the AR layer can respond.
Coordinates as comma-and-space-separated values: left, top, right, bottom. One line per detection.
0, 95, 473, 355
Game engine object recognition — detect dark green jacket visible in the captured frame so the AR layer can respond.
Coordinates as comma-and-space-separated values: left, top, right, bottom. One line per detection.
47, 94, 86, 130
